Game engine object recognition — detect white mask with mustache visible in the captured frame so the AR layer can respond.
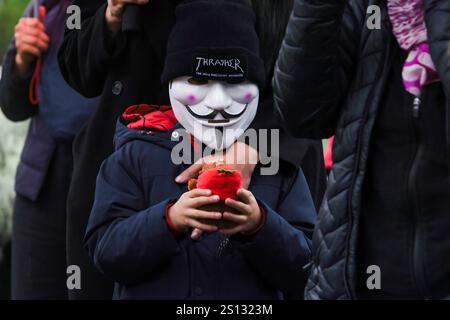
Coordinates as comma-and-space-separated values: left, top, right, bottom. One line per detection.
169, 76, 259, 150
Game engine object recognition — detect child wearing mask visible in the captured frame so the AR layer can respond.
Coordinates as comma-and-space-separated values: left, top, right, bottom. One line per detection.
85, 0, 316, 299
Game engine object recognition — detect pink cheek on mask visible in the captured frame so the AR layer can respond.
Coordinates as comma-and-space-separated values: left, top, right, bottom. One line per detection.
244, 92, 254, 103
187, 94, 197, 104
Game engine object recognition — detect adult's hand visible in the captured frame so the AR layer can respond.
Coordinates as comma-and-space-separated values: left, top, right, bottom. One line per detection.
14, 5, 48, 76
176, 141, 259, 188
105, 0, 149, 33
175, 141, 259, 240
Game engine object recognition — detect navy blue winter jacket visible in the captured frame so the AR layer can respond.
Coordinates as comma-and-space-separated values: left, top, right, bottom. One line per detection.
85, 111, 317, 300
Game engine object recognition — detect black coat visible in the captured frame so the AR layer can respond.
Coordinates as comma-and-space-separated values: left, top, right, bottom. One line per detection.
58, 0, 326, 299
274, 0, 450, 299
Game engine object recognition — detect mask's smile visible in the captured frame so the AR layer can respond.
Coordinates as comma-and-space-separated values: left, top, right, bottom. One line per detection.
184, 103, 248, 123
208, 119, 230, 124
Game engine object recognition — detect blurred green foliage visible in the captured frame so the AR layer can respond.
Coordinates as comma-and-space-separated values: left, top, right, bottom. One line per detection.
0, 0, 30, 60
0, 113, 28, 245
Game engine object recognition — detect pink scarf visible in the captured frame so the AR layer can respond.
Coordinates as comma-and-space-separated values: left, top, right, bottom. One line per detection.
387, 0, 440, 97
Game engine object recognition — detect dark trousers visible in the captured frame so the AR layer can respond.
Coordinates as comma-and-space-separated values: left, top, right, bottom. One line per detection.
0, 241, 11, 300
11, 143, 72, 300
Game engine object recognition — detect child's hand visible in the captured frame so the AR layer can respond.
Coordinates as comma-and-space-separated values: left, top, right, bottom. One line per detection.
221, 189, 263, 235
168, 189, 222, 234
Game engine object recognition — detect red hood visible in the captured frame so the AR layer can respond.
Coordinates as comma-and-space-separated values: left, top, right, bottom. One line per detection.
122, 104, 178, 131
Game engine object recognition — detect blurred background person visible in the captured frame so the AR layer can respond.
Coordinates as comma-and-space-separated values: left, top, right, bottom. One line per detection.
0, 0, 30, 300
274, 0, 450, 299
58, 0, 326, 299
247, 0, 326, 208
0, 0, 98, 299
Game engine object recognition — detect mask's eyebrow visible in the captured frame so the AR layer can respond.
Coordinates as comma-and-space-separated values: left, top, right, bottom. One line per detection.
188, 77, 209, 85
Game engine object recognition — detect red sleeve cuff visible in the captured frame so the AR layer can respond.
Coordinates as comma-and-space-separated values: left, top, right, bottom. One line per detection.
165, 202, 180, 234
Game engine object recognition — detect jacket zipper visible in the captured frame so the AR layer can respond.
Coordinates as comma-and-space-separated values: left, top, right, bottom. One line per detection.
214, 236, 229, 298
217, 237, 229, 258
408, 96, 428, 299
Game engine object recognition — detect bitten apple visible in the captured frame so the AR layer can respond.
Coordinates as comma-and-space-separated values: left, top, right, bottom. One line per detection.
188, 163, 243, 229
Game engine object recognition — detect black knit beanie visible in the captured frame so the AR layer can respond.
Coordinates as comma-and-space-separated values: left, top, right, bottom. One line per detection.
161, 0, 265, 89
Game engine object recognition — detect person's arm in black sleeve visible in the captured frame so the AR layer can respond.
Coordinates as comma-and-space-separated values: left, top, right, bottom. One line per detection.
0, 2, 38, 122
58, 0, 127, 97
273, 0, 363, 139
425, 1, 450, 92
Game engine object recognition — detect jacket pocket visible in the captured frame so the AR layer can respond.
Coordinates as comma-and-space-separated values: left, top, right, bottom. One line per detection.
116, 251, 190, 300
15, 118, 55, 201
